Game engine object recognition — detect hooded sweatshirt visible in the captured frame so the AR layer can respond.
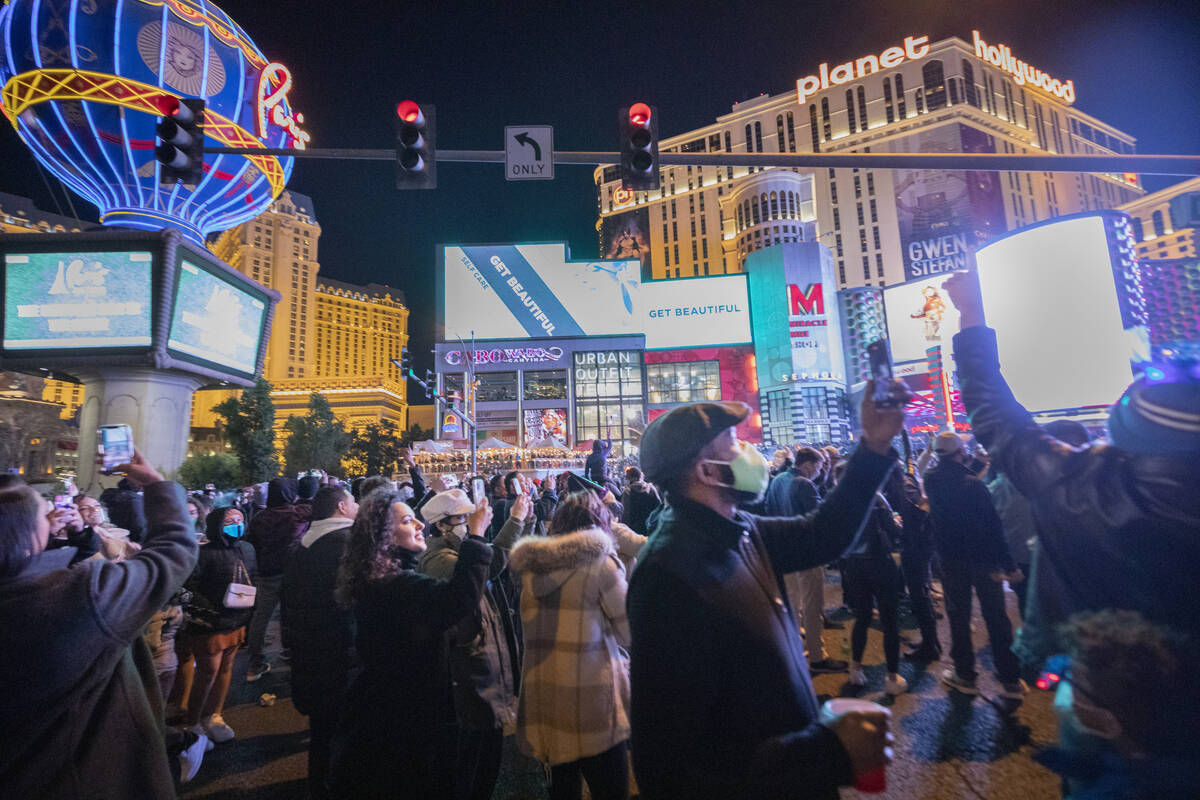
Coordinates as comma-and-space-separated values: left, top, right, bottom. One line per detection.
246, 478, 312, 577
510, 527, 631, 765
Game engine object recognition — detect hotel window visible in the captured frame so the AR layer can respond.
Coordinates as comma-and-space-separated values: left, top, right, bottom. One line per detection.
895, 74, 907, 117
674, 245, 680, 262
835, 233, 844, 258
776, 115, 785, 151
786, 112, 796, 151
702, 239, 709, 257
745, 124, 753, 152
830, 180, 839, 204
923, 60, 946, 110
914, 87, 925, 114
856, 86, 868, 131
853, 175, 862, 199
862, 256, 870, 279
856, 204, 865, 226
751, 201, 760, 225
883, 78, 895, 123
845, 89, 856, 134
838, 262, 846, 283
700, 217, 707, 234
859, 230, 868, 252
961, 59, 979, 108
833, 208, 841, 230
869, 198, 878, 222
523, 370, 568, 401
876, 252, 885, 278
736, 206, 743, 230
867, 173, 875, 195
646, 361, 721, 403
1131, 217, 1145, 242
821, 98, 832, 140
873, 226, 881, 249
754, 122, 764, 153
771, 192, 780, 219
809, 104, 821, 151
1152, 210, 1166, 238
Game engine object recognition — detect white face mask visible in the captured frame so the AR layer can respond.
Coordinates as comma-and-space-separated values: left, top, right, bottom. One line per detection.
440, 520, 468, 543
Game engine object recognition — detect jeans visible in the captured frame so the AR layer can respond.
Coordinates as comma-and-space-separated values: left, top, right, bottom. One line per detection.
784, 566, 827, 662
456, 728, 504, 800
245, 573, 284, 668
941, 559, 1020, 683
901, 545, 941, 651
549, 741, 629, 800
844, 558, 903, 672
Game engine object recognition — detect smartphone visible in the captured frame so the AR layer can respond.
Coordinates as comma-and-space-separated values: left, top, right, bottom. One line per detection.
866, 339, 901, 408
53, 494, 72, 510
97, 424, 134, 472
441, 473, 459, 489
471, 478, 486, 502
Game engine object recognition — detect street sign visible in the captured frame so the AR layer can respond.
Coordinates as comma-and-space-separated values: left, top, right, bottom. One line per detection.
505, 126, 553, 181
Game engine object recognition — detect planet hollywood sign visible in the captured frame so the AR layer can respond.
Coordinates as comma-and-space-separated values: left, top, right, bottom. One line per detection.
442, 346, 565, 366
796, 31, 1075, 107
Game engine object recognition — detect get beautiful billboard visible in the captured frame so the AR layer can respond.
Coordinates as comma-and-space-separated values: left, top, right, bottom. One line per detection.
440, 243, 750, 350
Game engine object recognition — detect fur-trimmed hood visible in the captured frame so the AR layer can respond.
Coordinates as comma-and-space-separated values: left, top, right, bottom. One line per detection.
509, 527, 613, 595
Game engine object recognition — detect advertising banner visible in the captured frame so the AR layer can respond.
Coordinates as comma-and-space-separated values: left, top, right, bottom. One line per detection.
167, 258, 267, 375
746, 242, 844, 391
524, 408, 567, 447
3, 250, 153, 349
891, 124, 1005, 282
441, 243, 751, 349
883, 275, 963, 365
600, 208, 653, 279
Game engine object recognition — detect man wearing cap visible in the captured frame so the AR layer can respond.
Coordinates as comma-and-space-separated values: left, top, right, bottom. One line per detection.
627, 391, 906, 799
419, 488, 528, 800
942, 269, 1200, 678
923, 431, 1023, 698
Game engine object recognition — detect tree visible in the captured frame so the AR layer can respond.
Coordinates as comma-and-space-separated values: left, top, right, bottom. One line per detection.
399, 422, 434, 448
344, 420, 402, 477
213, 377, 279, 484
282, 392, 352, 476
177, 452, 241, 490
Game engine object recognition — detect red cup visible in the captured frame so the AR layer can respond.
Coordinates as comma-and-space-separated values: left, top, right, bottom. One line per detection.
820, 697, 889, 794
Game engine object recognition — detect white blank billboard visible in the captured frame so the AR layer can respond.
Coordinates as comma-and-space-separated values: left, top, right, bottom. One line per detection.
976, 215, 1145, 412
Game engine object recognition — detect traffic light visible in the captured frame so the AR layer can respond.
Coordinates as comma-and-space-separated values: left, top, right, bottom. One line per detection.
397, 350, 413, 378
395, 101, 436, 189
619, 102, 659, 190
154, 96, 205, 185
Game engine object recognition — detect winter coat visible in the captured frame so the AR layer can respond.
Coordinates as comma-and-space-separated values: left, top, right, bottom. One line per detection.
954, 325, 1200, 668
843, 495, 901, 561
764, 469, 821, 517
924, 458, 1015, 572
621, 481, 661, 536
183, 532, 259, 634
610, 521, 648, 576
419, 515, 525, 732
584, 437, 612, 485
509, 526, 632, 765
245, 478, 312, 577
281, 516, 356, 715
626, 443, 896, 800
987, 472, 1036, 565
0, 482, 196, 800
328, 537, 492, 799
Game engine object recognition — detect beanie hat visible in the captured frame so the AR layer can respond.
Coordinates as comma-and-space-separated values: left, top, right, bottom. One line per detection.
1107, 377, 1200, 456
297, 475, 320, 500
639, 402, 750, 484
421, 489, 475, 525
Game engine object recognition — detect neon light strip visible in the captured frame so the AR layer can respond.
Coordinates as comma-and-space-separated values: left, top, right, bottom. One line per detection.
1, 69, 288, 196
112, 0, 145, 209
72, 0, 133, 210
175, 0, 214, 219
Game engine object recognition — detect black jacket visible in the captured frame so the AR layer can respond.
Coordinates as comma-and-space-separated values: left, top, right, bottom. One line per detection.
281, 517, 356, 715
584, 437, 611, 485
45, 526, 102, 564
626, 443, 896, 800
329, 537, 493, 799
246, 478, 311, 577
924, 458, 1015, 571
183, 533, 259, 634
954, 325, 1200, 667
621, 481, 661, 536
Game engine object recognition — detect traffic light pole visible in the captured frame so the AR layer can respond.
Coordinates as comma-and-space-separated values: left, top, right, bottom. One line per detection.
204, 146, 1200, 175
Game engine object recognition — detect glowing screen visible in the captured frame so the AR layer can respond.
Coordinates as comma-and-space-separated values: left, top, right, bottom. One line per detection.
167, 259, 266, 374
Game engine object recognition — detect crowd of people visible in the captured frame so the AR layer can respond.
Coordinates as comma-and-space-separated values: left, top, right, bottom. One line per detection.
1, 267, 1198, 799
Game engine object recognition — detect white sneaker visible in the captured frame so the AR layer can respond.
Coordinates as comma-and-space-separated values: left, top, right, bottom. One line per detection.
203, 713, 235, 743
885, 673, 909, 695
179, 730, 208, 782
847, 663, 868, 686
189, 724, 215, 752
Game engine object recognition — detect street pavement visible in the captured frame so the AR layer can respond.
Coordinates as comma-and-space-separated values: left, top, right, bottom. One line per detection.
181, 573, 1060, 800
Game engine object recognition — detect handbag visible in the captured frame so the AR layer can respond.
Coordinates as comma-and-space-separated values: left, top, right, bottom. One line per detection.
222, 555, 257, 609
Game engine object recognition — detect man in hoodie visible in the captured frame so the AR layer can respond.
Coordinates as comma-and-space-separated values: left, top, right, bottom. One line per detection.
244, 477, 312, 681
295, 473, 321, 518
281, 485, 358, 800
620, 466, 660, 537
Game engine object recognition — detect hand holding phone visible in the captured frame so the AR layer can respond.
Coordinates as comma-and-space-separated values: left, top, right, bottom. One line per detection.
97, 424, 135, 473
471, 477, 486, 502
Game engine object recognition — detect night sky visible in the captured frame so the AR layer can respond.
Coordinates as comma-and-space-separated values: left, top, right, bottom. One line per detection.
2, 0, 1198, 377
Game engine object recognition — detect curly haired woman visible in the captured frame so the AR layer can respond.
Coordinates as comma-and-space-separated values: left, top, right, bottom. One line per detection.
326, 489, 494, 799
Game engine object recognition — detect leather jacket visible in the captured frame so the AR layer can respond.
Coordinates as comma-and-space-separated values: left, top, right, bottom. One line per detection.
953, 326, 1200, 668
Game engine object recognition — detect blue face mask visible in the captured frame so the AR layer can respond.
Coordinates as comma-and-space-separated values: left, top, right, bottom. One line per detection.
222, 522, 245, 538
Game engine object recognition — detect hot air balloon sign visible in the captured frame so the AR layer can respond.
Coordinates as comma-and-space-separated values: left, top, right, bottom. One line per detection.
0, 0, 308, 244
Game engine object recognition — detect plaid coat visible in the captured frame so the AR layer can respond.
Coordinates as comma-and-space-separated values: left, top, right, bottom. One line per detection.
509, 527, 631, 765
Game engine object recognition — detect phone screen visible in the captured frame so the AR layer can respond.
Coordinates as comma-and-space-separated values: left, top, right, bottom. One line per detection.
97, 425, 134, 471
53, 494, 72, 509
471, 478, 486, 502
867, 339, 899, 407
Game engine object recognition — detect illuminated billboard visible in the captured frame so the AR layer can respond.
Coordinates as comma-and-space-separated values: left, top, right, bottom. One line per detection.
3, 250, 153, 349
167, 257, 269, 377
439, 243, 751, 349
976, 212, 1148, 413
883, 275, 963, 365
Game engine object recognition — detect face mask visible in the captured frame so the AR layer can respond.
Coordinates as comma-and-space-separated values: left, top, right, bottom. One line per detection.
441, 521, 469, 544
702, 441, 770, 500
222, 522, 245, 538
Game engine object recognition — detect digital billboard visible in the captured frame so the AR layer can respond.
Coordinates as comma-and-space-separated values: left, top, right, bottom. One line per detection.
600, 208, 653, 280
440, 243, 751, 350
976, 214, 1148, 413
167, 258, 267, 376
3, 250, 153, 349
883, 275, 963, 365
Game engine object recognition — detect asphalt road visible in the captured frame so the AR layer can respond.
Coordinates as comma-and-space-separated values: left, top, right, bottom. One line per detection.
180, 574, 1060, 800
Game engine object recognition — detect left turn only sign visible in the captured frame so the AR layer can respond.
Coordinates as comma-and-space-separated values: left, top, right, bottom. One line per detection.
505, 126, 554, 181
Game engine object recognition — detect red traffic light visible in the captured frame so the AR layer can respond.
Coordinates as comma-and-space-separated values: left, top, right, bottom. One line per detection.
152, 94, 179, 116
629, 102, 652, 127
396, 100, 423, 125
